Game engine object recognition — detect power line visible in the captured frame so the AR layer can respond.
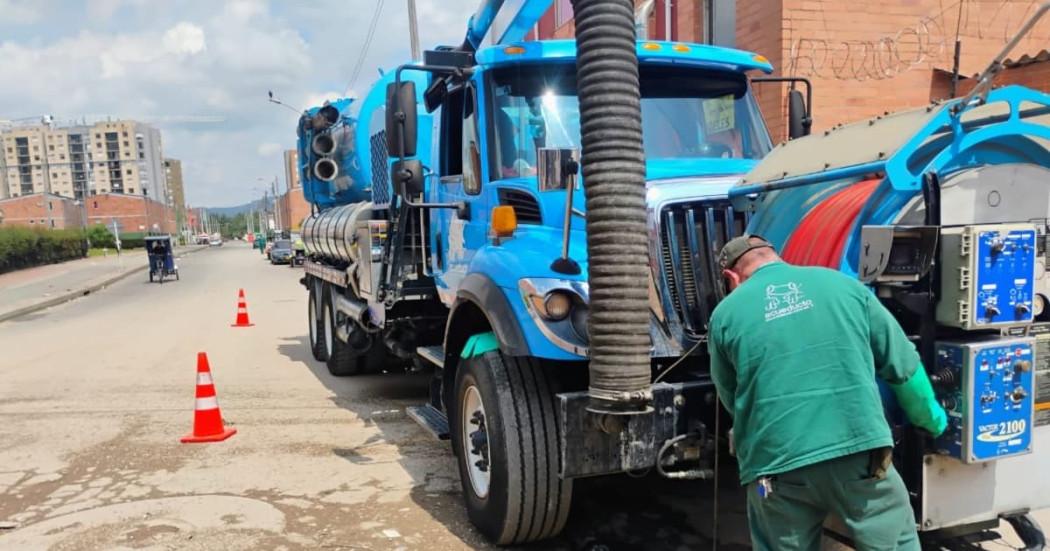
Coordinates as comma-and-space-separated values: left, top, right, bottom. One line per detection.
346, 0, 386, 96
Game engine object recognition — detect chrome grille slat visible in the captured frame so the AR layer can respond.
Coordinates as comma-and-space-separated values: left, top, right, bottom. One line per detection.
683, 208, 711, 330
658, 201, 750, 336
662, 211, 695, 334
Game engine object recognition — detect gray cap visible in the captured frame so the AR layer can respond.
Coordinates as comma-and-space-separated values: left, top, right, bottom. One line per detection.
718, 234, 774, 270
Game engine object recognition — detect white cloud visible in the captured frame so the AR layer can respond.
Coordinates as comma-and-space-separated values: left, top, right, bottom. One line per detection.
303, 91, 345, 109
0, 0, 41, 24
257, 142, 283, 157
0, 0, 482, 206
163, 22, 206, 56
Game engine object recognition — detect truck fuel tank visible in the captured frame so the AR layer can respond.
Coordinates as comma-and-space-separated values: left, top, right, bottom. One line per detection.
301, 202, 373, 264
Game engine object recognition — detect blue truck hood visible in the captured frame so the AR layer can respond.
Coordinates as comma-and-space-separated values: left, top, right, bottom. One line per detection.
646, 158, 757, 181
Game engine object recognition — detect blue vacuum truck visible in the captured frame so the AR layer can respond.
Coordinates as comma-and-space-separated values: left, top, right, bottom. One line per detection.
295, 0, 1050, 546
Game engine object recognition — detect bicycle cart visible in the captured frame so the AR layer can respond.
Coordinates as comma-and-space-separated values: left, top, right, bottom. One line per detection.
146, 235, 179, 284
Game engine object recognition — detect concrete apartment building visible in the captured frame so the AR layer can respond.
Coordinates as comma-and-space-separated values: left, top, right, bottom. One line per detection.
1, 119, 169, 203
1, 124, 94, 200
283, 149, 300, 193
535, 0, 1050, 140
164, 158, 187, 234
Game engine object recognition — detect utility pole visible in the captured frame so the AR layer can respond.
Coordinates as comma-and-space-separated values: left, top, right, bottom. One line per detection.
407, 0, 422, 62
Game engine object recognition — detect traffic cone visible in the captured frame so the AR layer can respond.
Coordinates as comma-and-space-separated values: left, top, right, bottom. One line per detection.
231, 289, 254, 327
181, 352, 237, 443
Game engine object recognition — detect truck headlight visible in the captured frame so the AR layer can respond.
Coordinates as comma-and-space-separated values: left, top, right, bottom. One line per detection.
519, 278, 590, 357
543, 291, 572, 321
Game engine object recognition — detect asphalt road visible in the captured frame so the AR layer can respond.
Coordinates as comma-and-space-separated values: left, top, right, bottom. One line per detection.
0, 241, 750, 551
8, 242, 1040, 550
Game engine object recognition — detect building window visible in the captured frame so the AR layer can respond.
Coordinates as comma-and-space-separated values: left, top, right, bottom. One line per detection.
129, 188, 135, 193
122, 131, 128, 137
48, 144, 54, 151
123, 141, 129, 147
29, 219, 34, 224
555, 0, 573, 26
126, 169, 132, 175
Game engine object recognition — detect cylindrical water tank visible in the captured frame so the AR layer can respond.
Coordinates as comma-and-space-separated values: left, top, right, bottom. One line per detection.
301, 202, 373, 263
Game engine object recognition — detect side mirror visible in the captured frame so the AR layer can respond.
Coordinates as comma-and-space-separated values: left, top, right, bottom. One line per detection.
392, 159, 424, 197
536, 148, 580, 192
385, 81, 418, 158
787, 88, 811, 139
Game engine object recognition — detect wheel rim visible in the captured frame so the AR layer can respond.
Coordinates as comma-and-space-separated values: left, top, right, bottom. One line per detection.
461, 385, 491, 499
324, 304, 333, 359
308, 296, 317, 347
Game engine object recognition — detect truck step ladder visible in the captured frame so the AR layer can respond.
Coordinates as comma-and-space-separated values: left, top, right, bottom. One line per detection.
416, 345, 444, 368
406, 405, 450, 440
407, 346, 450, 440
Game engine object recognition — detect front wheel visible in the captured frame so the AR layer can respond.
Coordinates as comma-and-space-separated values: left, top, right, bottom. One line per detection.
450, 348, 572, 545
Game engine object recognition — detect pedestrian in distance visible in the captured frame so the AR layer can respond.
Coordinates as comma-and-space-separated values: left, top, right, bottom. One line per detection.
708, 234, 948, 551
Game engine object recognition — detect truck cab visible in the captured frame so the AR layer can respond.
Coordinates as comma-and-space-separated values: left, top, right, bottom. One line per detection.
419, 39, 775, 364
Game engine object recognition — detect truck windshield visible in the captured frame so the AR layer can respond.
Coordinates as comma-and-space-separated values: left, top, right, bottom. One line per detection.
490, 64, 772, 179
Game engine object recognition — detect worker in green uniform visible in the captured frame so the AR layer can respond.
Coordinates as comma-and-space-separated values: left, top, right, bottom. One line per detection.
709, 235, 947, 551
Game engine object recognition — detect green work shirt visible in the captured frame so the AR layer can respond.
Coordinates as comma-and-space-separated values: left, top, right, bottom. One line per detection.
709, 262, 918, 485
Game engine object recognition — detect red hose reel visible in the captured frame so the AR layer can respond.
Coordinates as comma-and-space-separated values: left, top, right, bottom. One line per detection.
781, 179, 881, 269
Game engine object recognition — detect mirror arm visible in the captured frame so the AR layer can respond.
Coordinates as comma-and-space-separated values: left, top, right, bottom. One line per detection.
551, 158, 581, 275
752, 76, 813, 132
394, 176, 469, 219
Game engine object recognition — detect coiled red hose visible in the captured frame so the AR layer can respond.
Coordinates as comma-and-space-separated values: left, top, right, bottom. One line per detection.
781, 179, 881, 268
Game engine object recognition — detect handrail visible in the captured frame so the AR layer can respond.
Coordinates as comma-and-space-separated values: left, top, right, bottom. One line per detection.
952, 1, 1050, 117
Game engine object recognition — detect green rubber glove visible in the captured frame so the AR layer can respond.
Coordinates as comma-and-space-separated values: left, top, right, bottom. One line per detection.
889, 366, 948, 437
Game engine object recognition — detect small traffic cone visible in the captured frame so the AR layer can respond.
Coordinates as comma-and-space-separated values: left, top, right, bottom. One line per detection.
231, 289, 254, 327
181, 352, 237, 443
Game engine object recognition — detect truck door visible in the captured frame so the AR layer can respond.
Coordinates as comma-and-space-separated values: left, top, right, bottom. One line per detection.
430, 81, 488, 304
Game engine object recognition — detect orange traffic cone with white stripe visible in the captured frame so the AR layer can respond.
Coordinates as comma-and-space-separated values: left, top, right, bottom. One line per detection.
181, 352, 237, 443
231, 289, 254, 327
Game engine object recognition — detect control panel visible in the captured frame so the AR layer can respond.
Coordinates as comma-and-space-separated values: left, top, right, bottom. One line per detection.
937, 224, 1037, 330
933, 338, 1035, 463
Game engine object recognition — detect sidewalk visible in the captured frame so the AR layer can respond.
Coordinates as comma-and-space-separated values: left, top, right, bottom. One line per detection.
0, 246, 205, 322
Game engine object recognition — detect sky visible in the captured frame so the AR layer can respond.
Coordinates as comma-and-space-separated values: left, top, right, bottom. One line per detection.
0, 0, 478, 207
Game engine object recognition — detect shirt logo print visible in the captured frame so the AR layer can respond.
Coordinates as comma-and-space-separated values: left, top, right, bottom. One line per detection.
764, 282, 814, 321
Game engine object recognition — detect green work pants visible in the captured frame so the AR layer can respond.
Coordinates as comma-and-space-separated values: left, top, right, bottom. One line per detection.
746, 450, 920, 551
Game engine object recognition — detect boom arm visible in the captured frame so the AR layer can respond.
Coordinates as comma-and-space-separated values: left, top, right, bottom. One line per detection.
463, 0, 553, 50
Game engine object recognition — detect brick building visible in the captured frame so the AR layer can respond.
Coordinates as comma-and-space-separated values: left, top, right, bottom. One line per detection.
0, 193, 84, 229
277, 148, 311, 231
84, 193, 175, 234
532, 0, 1050, 141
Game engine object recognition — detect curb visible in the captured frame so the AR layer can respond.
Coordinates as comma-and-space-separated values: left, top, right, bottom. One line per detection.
0, 246, 210, 323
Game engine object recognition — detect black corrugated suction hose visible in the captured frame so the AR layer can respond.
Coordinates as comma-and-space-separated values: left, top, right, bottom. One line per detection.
572, 0, 652, 414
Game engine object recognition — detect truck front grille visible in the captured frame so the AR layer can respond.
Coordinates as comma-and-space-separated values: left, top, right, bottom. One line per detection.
659, 201, 749, 335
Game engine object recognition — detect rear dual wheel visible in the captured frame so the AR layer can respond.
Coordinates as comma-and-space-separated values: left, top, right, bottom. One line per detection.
321, 286, 389, 377
308, 281, 327, 362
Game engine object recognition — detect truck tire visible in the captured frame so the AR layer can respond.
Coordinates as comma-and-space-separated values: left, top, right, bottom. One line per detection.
322, 287, 380, 377
450, 350, 572, 544
308, 282, 327, 361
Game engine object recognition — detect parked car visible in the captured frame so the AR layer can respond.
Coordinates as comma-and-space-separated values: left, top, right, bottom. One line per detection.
209, 236, 223, 246
269, 239, 293, 265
